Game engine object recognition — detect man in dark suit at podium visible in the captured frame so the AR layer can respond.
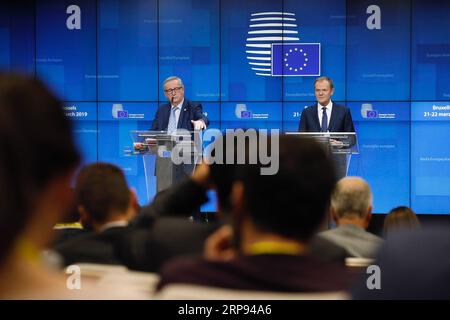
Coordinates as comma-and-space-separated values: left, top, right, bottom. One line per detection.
299, 76, 354, 133
151, 76, 209, 132
138, 76, 209, 196
299, 76, 355, 179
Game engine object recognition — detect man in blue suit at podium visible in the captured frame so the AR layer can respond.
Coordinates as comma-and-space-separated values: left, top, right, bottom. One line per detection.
151, 76, 209, 132
298, 76, 355, 179
147, 76, 208, 202
299, 76, 354, 133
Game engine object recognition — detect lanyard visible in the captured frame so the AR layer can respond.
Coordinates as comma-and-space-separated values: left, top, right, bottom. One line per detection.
249, 241, 303, 256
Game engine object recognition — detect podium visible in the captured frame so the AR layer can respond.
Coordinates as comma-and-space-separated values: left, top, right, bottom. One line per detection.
129, 130, 201, 199
286, 132, 358, 179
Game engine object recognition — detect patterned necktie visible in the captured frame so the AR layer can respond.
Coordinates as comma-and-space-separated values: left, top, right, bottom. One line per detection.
321, 106, 328, 132
167, 106, 178, 134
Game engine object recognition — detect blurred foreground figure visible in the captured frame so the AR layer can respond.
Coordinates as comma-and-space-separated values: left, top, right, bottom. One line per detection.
0, 73, 138, 299
352, 226, 450, 299
158, 135, 354, 293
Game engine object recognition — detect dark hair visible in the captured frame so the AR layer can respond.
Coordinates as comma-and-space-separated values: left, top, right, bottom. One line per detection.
0, 73, 80, 264
383, 206, 420, 237
209, 133, 242, 213
58, 195, 81, 223
75, 163, 130, 224
236, 135, 337, 242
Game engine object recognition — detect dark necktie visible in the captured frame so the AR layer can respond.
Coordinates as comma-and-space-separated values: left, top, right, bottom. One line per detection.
321, 106, 328, 132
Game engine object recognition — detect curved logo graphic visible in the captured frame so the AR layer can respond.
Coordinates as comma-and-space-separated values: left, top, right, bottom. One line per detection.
246, 12, 320, 77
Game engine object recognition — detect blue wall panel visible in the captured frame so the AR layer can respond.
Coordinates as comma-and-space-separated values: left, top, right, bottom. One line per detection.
1, 0, 450, 213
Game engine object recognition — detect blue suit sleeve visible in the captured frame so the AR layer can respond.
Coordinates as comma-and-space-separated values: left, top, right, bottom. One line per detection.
299, 109, 307, 132
344, 108, 355, 132
151, 106, 160, 131
192, 103, 209, 127
344, 107, 357, 146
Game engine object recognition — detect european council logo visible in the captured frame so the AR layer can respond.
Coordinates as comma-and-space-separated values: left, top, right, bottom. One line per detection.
112, 103, 129, 119
361, 103, 378, 119
246, 12, 320, 77
235, 104, 253, 119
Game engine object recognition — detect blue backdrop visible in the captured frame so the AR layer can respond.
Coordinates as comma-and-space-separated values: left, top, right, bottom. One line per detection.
1, 0, 449, 214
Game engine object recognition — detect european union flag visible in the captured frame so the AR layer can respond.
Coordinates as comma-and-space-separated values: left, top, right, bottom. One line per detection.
272, 43, 320, 76
240, 111, 252, 118
117, 110, 129, 118
366, 110, 378, 118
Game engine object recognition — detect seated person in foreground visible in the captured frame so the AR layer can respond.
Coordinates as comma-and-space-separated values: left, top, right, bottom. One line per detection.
123, 163, 221, 272
56, 162, 219, 271
51, 202, 88, 247
383, 206, 420, 239
318, 177, 383, 258
0, 73, 89, 299
54, 163, 140, 266
157, 135, 354, 292
352, 225, 450, 299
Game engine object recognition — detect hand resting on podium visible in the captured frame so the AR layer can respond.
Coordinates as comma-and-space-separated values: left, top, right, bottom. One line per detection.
133, 142, 145, 151
330, 139, 345, 148
133, 138, 157, 151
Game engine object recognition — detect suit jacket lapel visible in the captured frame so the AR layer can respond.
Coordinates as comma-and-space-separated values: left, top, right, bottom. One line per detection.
162, 103, 171, 131
313, 105, 321, 131
328, 102, 337, 132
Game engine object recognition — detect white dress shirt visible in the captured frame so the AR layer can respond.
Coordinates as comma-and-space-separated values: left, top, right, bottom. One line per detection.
317, 100, 333, 130
98, 220, 129, 232
171, 98, 184, 127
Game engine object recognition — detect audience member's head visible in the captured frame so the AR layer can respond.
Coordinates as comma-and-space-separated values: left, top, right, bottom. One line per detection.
383, 206, 420, 238
330, 177, 373, 229
208, 133, 246, 214
0, 73, 80, 297
75, 162, 137, 231
57, 196, 81, 224
209, 167, 234, 214
0, 73, 80, 262
230, 135, 336, 249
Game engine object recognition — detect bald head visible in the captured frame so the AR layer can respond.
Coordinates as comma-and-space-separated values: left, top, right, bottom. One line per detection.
331, 177, 372, 219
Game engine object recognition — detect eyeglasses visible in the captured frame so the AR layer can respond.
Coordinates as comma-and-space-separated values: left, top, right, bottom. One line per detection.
164, 87, 183, 94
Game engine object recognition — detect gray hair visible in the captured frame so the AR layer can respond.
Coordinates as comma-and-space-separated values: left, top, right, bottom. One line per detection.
163, 76, 184, 88
331, 177, 372, 219
314, 76, 334, 90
